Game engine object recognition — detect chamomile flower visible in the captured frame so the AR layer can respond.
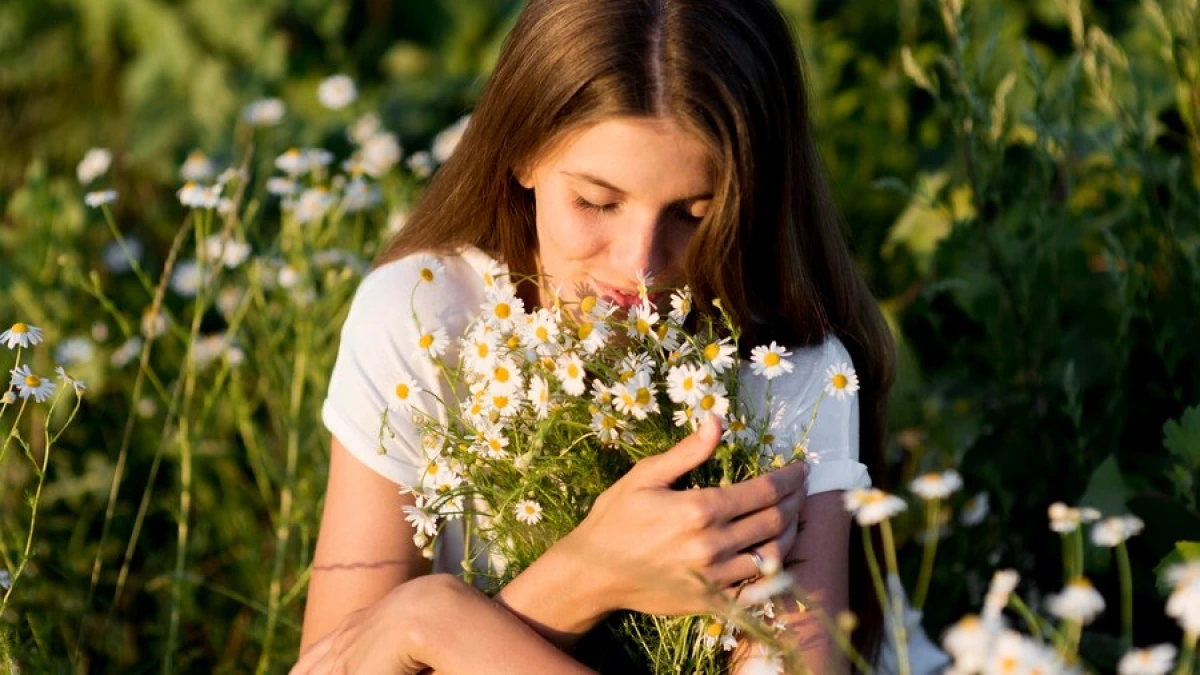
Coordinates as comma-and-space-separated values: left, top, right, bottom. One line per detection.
55, 336, 94, 366
180, 150, 215, 182
672, 406, 697, 429
291, 187, 334, 224
243, 98, 285, 126
668, 287, 692, 323
700, 338, 737, 374
487, 358, 524, 396
416, 327, 449, 360
393, 375, 422, 412
1, 322, 43, 349
413, 256, 445, 285
1046, 577, 1105, 624
695, 383, 730, 419
1165, 563, 1200, 635
635, 269, 655, 304
204, 235, 251, 269
54, 366, 86, 395
480, 259, 507, 291
824, 362, 860, 400
843, 488, 908, 526
178, 182, 222, 209
666, 364, 707, 406
909, 469, 963, 500
359, 132, 402, 177
170, 260, 208, 297
482, 287, 525, 330
616, 352, 654, 383
723, 414, 757, 445
529, 375, 551, 419
317, 74, 357, 110
275, 148, 310, 176
10, 365, 57, 402
514, 499, 543, 526
697, 619, 737, 652
401, 504, 438, 538
554, 352, 587, 396
521, 309, 561, 352
340, 178, 382, 212
750, 342, 794, 380
474, 425, 510, 459
1090, 515, 1145, 548
77, 148, 112, 184
1048, 502, 1102, 533
575, 320, 611, 355
1118, 645, 1176, 675
463, 327, 500, 372
627, 303, 660, 341
407, 150, 435, 178
85, 190, 118, 208
590, 409, 624, 445
612, 372, 659, 421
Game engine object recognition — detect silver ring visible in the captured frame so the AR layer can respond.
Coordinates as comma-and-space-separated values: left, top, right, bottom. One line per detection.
748, 550, 765, 576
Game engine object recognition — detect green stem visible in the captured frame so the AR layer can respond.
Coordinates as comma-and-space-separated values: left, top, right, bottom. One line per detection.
1175, 631, 1196, 675
879, 520, 911, 675
912, 498, 940, 610
1008, 595, 1048, 643
1116, 542, 1133, 650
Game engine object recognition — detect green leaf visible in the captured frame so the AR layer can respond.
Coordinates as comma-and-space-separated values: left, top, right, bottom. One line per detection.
1079, 454, 1131, 517
1154, 541, 1200, 596
1163, 404, 1200, 467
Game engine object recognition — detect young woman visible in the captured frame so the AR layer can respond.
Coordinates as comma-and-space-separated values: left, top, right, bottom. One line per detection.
296, 0, 896, 672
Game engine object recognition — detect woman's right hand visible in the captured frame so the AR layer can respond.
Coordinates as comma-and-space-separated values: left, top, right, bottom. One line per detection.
560, 414, 809, 615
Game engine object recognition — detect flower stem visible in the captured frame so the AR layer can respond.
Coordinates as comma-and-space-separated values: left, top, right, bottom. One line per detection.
1116, 542, 1133, 649
1175, 631, 1197, 675
879, 520, 911, 675
912, 498, 940, 610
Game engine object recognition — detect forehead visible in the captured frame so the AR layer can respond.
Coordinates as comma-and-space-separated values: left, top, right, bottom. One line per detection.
539, 116, 714, 197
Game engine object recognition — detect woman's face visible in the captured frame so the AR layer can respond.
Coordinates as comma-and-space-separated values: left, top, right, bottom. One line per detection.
516, 115, 714, 311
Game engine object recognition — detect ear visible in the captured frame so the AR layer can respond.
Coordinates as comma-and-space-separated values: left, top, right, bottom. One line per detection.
513, 162, 534, 190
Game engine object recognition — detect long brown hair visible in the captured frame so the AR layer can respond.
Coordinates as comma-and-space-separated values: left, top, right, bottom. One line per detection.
376, 0, 895, 665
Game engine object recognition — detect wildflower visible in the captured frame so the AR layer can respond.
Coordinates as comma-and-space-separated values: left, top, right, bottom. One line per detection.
474, 424, 510, 458
698, 339, 736, 375
635, 269, 655, 304
576, 319, 610, 354
983, 569, 1019, 621
243, 98, 285, 126
401, 504, 438, 538
85, 190, 118, 207
266, 177, 297, 196
463, 328, 499, 373
291, 187, 334, 224
55, 366, 87, 395
432, 115, 470, 164
514, 499, 543, 525
666, 364, 706, 406
1166, 562, 1200, 635
750, 342, 794, 380
1118, 645, 1176, 675
740, 569, 794, 604
843, 488, 907, 526
942, 615, 991, 672
416, 327, 449, 360
1, 391, 14, 405
824, 362, 860, 400
77, 148, 112, 184
360, 132, 402, 177
277, 265, 301, 289
103, 237, 143, 273
1048, 502, 1102, 533
414, 256, 445, 286
110, 336, 143, 368
521, 309, 561, 352
407, 150, 434, 178
1046, 577, 1105, 624
141, 310, 168, 339
180, 150, 215, 182
10, 365, 57, 402
393, 375, 421, 412
318, 74, 357, 110
961, 491, 990, 526
529, 375, 551, 419
481, 287, 525, 330
695, 383, 730, 420
909, 469, 963, 500
480, 259, 506, 291
487, 357, 524, 396
204, 236, 251, 269
626, 303, 659, 341
275, 149, 310, 176
1090, 515, 1145, 548
170, 260, 208, 297
668, 287, 692, 323
1, 322, 44, 349
590, 410, 624, 445
340, 178, 382, 212
55, 337, 94, 366
612, 372, 659, 421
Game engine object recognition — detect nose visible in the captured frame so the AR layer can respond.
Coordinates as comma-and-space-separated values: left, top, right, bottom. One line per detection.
610, 210, 675, 283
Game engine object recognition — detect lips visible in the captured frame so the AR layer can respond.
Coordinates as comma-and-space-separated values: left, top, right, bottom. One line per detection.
591, 279, 643, 310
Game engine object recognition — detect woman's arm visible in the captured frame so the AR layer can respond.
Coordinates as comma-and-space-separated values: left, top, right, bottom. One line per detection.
294, 574, 597, 675
300, 438, 431, 653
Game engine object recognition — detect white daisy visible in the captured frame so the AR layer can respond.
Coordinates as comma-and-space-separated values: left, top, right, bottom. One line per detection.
575, 320, 611, 355
616, 352, 654, 383
317, 74, 357, 110
474, 425, 510, 459
340, 178, 381, 212
1166, 570, 1200, 635
668, 287, 692, 323
348, 113, 381, 144
463, 326, 500, 373
590, 409, 624, 445
401, 504, 438, 538
1046, 577, 1105, 624
750, 342, 794, 380
204, 235, 251, 269
180, 150, 215, 182
666, 364, 707, 406
10, 365, 57, 402
480, 259, 507, 291
416, 327, 449, 360
983, 569, 1020, 621
432, 115, 470, 164
529, 375, 551, 419
393, 375, 422, 412
110, 336, 144, 368
514, 499, 543, 526
407, 150, 434, 178
722, 414, 757, 445
672, 406, 698, 429
1, 322, 44, 349
413, 255, 445, 286
1118, 645, 1176, 675
1048, 502, 1102, 533
843, 488, 907, 526
612, 372, 659, 421
481, 287, 525, 330
627, 303, 660, 341
941, 615, 992, 673
54, 367, 86, 393
85, 190, 117, 208
961, 491, 991, 526
824, 362, 860, 400
635, 269, 655, 304
554, 352, 587, 396
170, 260, 208, 297
521, 309, 561, 353
909, 469, 963, 500
359, 131, 402, 177
54, 336, 94, 366
77, 148, 112, 184
700, 338, 737, 374
1090, 515, 1145, 548
695, 383, 730, 420
243, 98, 285, 127
266, 177, 297, 196
102, 237, 143, 273
178, 182, 222, 209
275, 148, 310, 176
291, 187, 334, 224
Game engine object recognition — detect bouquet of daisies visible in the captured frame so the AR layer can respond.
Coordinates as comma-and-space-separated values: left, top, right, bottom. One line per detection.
384, 258, 858, 673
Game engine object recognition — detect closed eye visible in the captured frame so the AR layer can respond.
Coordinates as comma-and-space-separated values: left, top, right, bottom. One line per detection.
574, 196, 621, 215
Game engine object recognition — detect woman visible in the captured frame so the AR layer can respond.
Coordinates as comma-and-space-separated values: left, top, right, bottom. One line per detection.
297, 0, 895, 671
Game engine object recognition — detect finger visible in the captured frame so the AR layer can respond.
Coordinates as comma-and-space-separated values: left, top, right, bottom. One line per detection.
755, 513, 801, 571
631, 414, 722, 486
719, 490, 804, 554
707, 460, 809, 522
291, 635, 333, 675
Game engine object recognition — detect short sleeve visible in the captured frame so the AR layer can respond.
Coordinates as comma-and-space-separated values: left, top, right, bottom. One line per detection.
321, 252, 486, 487
741, 337, 872, 496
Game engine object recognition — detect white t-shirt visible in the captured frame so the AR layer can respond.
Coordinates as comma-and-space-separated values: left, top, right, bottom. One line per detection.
321, 246, 872, 575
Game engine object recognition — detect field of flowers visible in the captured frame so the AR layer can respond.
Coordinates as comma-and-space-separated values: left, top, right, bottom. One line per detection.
2, 0, 1198, 672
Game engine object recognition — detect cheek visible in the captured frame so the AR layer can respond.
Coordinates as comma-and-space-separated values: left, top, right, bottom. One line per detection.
534, 197, 609, 268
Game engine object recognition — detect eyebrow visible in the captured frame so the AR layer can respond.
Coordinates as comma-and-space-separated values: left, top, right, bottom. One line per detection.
562, 171, 713, 202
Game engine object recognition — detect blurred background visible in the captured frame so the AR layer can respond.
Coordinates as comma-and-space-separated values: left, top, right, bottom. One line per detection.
1, 0, 1198, 671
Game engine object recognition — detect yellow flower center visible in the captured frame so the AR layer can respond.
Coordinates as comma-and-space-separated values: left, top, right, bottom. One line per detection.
426, 463, 439, 476
832, 373, 848, 389
704, 622, 723, 638
999, 657, 1018, 673
566, 364, 581, 379
704, 343, 721, 361
763, 433, 775, 444
25, 375, 40, 387
506, 336, 520, 349
619, 369, 634, 382
395, 383, 410, 399
419, 334, 435, 349
524, 505, 536, 515
420, 268, 435, 283
488, 438, 503, 452
679, 298, 691, 313
578, 322, 594, 340
476, 343, 490, 358
655, 324, 669, 340
730, 419, 745, 431
635, 388, 651, 406
494, 366, 510, 383
699, 394, 716, 411
682, 377, 695, 391
470, 403, 483, 416
494, 303, 511, 319
580, 296, 596, 314
493, 395, 509, 409
763, 352, 781, 367
601, 416, 617, 430
635, 319, 650, 335
12, 323, 28, 334
535, 326, 549, 342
